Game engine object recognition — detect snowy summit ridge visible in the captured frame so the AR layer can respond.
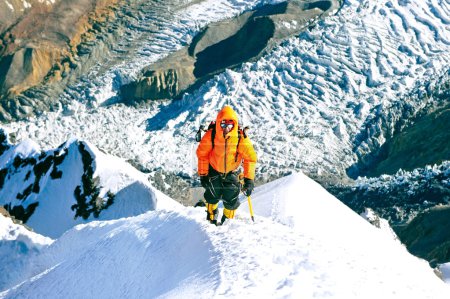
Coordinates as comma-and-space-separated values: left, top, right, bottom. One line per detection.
1, 172, 449, 298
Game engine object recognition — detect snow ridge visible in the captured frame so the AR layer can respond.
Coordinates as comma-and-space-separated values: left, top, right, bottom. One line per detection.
1, 172, 449, 298
0, 215, 53, 291
0, 135, 178, 238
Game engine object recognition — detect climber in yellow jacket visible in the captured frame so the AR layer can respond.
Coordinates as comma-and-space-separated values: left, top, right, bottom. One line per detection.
196, 105, 257, 225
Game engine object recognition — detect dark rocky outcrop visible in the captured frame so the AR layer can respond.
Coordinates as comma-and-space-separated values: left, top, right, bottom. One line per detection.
0, 205, 33, 229
348, 104, 450, 179
0, 137, 116, 224
366, 107, 450, 177
71, 142, 115, 220
347, 71, 450, 179
0, 0, 120, 121
121, 0, 340, 102
394, 206, 450, 266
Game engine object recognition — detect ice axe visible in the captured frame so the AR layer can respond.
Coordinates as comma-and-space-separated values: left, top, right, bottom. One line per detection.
239, 173, 255, 222
247, 195, 255, 222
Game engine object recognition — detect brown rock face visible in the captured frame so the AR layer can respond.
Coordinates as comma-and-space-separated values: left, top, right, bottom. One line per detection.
122, 53, 196, 102
0, 206, 10, 218
0, 0, 119, 107
0, 46, 62, 95
123, 69, 179, 102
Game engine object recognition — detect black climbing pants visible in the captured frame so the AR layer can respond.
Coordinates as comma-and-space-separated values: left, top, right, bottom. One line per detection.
203, 165, 241, 210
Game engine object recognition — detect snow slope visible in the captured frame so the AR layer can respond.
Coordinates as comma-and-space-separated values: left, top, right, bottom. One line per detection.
0, 215, 53, 291
1, 172, 448, 298
441, 263, 450, 284
3, 0, 450, 186
0, 136, 178, 238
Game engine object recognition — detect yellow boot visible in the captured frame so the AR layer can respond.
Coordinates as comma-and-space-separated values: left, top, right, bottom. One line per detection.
206, 203, 219, 224
220, 208, 236, 225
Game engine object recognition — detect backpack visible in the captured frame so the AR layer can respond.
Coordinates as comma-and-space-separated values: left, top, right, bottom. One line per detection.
196, 121, 249, 162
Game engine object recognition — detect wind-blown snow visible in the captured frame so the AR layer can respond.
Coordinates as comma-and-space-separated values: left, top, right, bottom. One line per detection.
0, 138, 40, 168
441, 263, 450, 284
3, 0, 450, 185
0, 215, 53, 291
1, 172, 448, 298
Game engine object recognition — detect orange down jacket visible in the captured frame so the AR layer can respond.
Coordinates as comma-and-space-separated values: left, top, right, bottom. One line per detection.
196, 106, 257, 180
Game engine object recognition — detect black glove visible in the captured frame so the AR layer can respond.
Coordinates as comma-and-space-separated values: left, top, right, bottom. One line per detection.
242, 178, 254, 196
200, 176, 210, 188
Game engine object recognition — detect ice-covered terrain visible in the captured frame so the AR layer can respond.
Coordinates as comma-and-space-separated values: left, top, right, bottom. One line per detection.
442, 263, 450, 284
1, 172, 449, 298
2, 0, 449, 198
331, 161, 450, 223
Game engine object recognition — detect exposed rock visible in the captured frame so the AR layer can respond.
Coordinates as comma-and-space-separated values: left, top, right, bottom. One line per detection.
0, 46, 62, 95
0, 205, 31, 229
359, 106, 450, 177
0, 0, 120, 119
394, 205, 450, 266
0, 206, 9, 218
121, 0, 340, 102
347, 71, 450, 179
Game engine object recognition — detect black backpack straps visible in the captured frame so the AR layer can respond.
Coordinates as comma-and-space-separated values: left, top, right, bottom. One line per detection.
195, 125, 205, 142
211, 126, 216, 149
235, 127, 243, 162
196, 121, 216, 150
235, 126, 249, 162
207, 121, 216, 130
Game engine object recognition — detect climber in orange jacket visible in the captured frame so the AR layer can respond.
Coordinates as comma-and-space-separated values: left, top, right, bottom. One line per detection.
196, 105, 257, 225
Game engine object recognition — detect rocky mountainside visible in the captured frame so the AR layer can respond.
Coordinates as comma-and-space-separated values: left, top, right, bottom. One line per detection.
395, 205, 450, 267
0, 0, 119, 121
0, 0, 342, 121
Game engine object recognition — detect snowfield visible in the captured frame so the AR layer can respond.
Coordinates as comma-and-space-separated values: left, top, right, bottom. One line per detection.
1, 172, 449, 298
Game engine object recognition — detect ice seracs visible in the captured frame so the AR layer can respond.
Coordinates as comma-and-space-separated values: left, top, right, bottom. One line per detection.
3, 0, 450, 190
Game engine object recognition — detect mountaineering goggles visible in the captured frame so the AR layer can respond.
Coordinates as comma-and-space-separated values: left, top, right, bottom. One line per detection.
220, 120, 234, 130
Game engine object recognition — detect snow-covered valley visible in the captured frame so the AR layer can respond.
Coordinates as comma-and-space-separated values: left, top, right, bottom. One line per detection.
2, 0, 449, 190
